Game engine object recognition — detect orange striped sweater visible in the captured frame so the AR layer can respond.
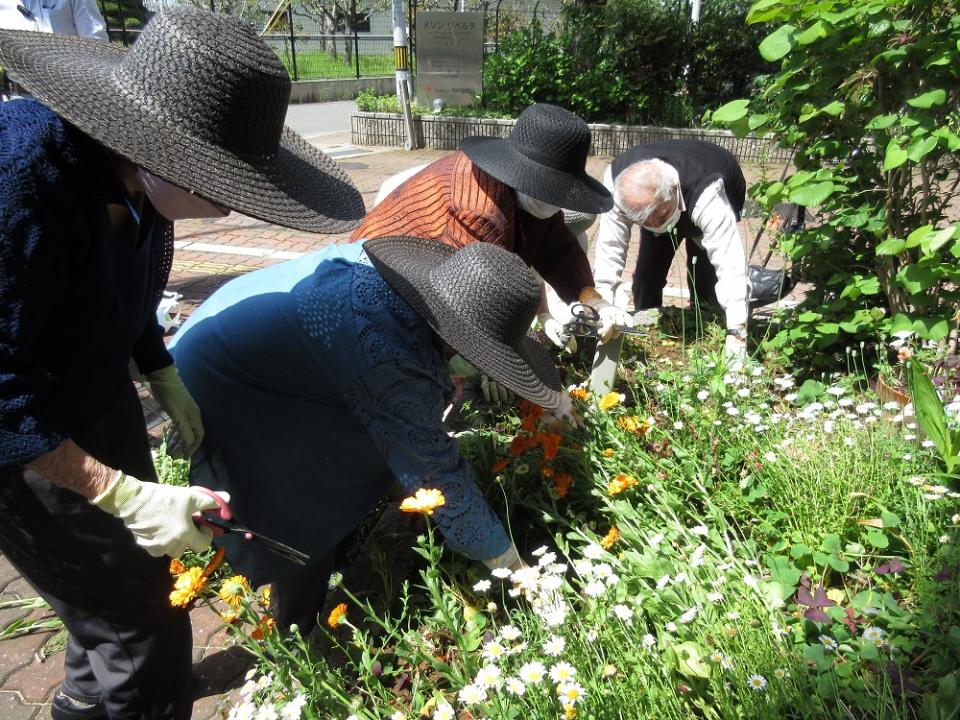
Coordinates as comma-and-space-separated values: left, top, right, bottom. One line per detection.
351, 151, 593, 303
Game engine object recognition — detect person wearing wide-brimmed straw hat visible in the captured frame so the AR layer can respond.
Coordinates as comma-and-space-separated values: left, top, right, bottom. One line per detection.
167, 236, 578, 635
351, 103, 636, 366
0, 7, 364, 719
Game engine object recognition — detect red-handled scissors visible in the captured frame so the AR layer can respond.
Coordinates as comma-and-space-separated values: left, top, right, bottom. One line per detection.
192, 488, 309, 566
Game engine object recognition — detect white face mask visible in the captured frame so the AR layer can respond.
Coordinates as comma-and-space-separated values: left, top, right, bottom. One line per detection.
137, 169, 230, 221
516, 191, 561, 220
641, 192, 685, 235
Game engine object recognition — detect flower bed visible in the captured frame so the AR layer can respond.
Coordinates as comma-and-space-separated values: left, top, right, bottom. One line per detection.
170, 329, 959, 720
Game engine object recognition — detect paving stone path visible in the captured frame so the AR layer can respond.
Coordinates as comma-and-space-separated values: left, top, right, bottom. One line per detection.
0, 145, 786, 719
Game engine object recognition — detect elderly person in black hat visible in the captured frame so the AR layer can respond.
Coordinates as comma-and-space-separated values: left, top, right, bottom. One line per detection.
352, 103, 635, 380
593, 140, 749, 357
168, 237, 574, 634
0, 8, 364, 720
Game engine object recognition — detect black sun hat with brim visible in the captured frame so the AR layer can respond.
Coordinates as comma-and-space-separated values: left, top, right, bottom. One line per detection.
363, 236, 564, 410
0, 7, 365, 234
460, 103, 613, 215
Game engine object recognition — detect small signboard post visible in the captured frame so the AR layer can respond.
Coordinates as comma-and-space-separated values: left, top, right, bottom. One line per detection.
415, 11, 484, 108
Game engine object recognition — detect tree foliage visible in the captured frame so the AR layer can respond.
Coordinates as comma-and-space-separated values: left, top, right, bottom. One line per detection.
710, 0, 960, 359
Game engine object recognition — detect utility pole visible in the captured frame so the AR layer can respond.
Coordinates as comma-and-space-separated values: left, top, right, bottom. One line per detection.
691, 0, 701, 22
392, 0, 416, 149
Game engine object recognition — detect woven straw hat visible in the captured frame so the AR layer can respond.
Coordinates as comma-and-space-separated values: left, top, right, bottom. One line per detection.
461, 103, 612, 214
364, 236, 564, 409
0, 8, 365, 233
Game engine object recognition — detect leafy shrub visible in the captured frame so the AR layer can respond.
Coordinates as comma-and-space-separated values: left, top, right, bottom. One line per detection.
710, 0, 960, 361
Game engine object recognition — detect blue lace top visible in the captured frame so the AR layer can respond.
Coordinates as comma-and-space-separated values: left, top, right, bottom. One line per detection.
170, 243, 510, 583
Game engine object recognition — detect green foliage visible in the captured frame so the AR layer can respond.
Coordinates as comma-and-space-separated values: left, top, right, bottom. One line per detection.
709, 0, 960, 361
480, 0, 767, 126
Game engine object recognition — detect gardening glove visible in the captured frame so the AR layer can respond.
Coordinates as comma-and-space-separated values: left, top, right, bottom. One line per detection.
542, 394, 583, 431
145, 364, 204, 459
538, 313, 577, 353
579, 287, 635, 343
481, 374, 515, 404
482, 543, 521, 570
91, 473, 229, 558
724, 330, 747, 360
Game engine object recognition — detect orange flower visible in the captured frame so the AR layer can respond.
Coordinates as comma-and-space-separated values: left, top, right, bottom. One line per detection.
509, 434, 538, 457
218, 575, 250, 608
598, 391, 623, 410
520, 401, 544, 432
169, 567, 207, 608
541, 466, 555, 478
618, 415, 652, 436
492, 458, 510, 473
607, 473, 638, 495
327, 602, 348, 629
600, 526, 621, 549
602, 448, 615, 458
250, 615, 276, 640
258, 585, 272, 609
554, 472, 573, 499
538, 433, 562, 461
399, 488, 446, 515
169, 559, 187, 576
569, 386, 590, 402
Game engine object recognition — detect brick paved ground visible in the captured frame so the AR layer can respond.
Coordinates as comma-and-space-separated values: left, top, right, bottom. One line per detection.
0, 143, 791, 719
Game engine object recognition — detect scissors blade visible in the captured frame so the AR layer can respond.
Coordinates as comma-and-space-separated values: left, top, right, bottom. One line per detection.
199, 513, 309, 565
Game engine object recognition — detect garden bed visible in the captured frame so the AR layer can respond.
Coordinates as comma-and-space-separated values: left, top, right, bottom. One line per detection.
350, 112, 793, 164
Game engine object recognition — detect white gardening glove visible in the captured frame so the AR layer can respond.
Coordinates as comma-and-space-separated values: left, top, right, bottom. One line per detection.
538, 313, 577, 352
725, 332, 747, 360
145, 364, 205, 459
91, 473, 228, 558
579, 287, 635, 343
481, 374, 515, 404
542, 393, 583, 431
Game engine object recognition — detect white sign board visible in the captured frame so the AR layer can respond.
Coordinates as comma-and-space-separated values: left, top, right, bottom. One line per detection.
415, 11, 483, 107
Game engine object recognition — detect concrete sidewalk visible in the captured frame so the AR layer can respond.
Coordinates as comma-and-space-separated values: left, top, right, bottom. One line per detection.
0, 144, 788, 720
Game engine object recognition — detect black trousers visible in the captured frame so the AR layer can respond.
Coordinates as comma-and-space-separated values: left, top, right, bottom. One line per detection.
0, 383, 193, 720
632, 230, 720, 311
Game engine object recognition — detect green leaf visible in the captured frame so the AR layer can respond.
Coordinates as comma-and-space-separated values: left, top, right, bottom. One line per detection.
880, 510, 900, 528
912, 316, 950, 341
820, 533, 842, 553
712, 99, 750, 124
797, 379, 826, 404
796, 20, 828, 45
905, 225, 933, 248
866, 114, 897, 130
897, 264, 938, 293
788, 181, 835, 206
748, 113, 770, 130
908, 357, 952, 461
907, 89, 947, 108
674, 642, 711, 679
821, 100, 845, 116
747, 0, 786, 24
767, 555, 802, 588
907, 136, 939, 163
921, 227, 955, 255
882, 139, 908, 171
933, 128, 960, 151
875, 237, 905, 256
759, 24, 797, 62
866, 529, 889, 548
828, 555, 850, 572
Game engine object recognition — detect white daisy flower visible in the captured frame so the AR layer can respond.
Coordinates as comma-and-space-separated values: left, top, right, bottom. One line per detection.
697, 390, 710, 401
678, 606, 699, 624
505, 677, 525, 696
819, 634, 839, 652
519, 661, 546, 684
473, 580, 492, 592
433, 702, 455, 720
706, 591, 724, 603
747, 674, 767, 692
642, 633, 656, 648
549, 662, 577, 683
612, 604, 634, 621
254, 707, 279, 720
539, 575, 563, 592
279, 696, 307, 720
862, 626, 885, 646
537, 552, 558, 567
665, 622, 678, 633
491, 567, 511, 579
474, 664, 502, 689
228, 703, 257, 720
458, 684, 487, 705
690, 524, 709, 536
531, 546, 548, 557
556, 681, 586, 705
773, 668, 789, 680
482, 641, 507, 661
500, 625, 522, 642
656, 574, 671, 589
584, 580, 606, 597
583, 543, 606, 560
543, 635, 566, 656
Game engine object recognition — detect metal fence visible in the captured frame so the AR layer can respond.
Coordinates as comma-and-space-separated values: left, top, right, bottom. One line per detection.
101, 0, 558, 81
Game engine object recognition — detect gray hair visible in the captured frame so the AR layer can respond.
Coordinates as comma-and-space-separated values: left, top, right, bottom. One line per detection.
613, 159, 679, 224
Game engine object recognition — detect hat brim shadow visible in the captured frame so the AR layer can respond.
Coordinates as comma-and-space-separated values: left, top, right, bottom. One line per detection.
364, 236, 564, 410
462, 135, 612, 214
0, 30, 365, 234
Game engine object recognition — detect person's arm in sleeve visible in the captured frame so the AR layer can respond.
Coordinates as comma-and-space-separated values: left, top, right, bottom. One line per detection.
690, 179, 748, 331
592, 165, 635, 305
70, 0, 108, 40
526, 213, 594, 304
350, 361, 518, 568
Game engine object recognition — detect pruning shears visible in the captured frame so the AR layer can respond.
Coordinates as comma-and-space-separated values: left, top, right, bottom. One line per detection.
558, 303, 647, 346
193, 487, 309, 566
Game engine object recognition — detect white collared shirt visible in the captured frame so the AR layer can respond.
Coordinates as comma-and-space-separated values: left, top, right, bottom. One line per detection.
593, 165, 748, 329
0, 0, 107, 39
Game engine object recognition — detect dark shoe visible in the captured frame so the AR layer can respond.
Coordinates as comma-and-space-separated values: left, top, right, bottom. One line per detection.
50, 688, 107, 720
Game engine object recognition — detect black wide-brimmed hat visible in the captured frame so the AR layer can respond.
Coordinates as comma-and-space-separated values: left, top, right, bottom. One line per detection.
0, 8, 365, 233
364, 236, 564, 409
461, 103, 612, 214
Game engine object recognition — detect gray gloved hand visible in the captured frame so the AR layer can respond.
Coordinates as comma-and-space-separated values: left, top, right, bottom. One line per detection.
595, 301, 635, 343
145, 364, 204, 459
725, 333, 747, 360
91, 473, 228, 558
480, 374, 514, 404
538, 313, 577, 353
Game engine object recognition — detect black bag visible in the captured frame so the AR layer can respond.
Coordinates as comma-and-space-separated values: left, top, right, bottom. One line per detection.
748, 264, 793, 308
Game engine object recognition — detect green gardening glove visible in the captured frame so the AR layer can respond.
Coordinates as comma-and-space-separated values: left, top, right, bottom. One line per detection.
145, 364, 204, 459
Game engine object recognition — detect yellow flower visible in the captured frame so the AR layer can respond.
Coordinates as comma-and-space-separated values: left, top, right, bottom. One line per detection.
607, 474, 637, 495
220, 609, 239, 624
258, 585, 272, 609
600, 526, 620, 549
399, 488, 446, 515
564, 705, 578, 720
169, 559, 187, 576
218, 575, 250, 608
169, 567, 207, 608
569, 387, 590, 402
598, 391, 622, 410
327, 602, 348, 629
602, 448, 614, 458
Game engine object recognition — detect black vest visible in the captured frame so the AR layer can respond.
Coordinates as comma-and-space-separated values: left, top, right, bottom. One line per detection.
611, 140, 746, 239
